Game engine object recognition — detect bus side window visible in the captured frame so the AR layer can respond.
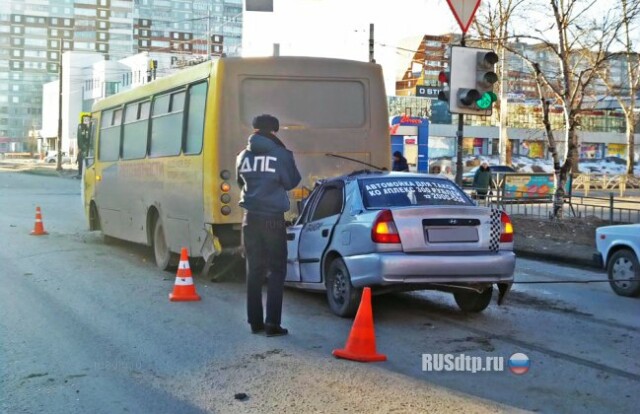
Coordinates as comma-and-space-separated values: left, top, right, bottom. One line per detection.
184, 81, 207, 155
99, 108, 122, 162
150, 91, 184, 158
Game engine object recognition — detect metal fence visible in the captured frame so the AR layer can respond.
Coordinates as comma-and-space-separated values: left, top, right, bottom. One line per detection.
478, 190, 640, 224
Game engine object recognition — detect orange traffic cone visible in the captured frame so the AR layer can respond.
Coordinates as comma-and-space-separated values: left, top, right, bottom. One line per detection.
30, 206, 49, 236
169, 248, 201, 302
332, 287, 387, 362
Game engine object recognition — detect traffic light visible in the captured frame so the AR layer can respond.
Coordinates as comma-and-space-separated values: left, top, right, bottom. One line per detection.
475, 51, 499, 111
448, 46, 499, 116
437, 70, 450, 103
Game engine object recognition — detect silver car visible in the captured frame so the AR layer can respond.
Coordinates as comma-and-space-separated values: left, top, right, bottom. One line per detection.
285, 171, 516, 317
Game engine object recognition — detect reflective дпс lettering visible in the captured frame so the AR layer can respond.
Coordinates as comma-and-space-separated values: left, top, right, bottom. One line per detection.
239, 155, 277, 173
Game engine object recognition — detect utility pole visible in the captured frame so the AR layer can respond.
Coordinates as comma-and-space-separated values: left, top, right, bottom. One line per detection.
207, 4, 211, 59
454, 34, 465, 186
498, 44, 509, 165
56, 38, 63, 172
369, 23, 375, 63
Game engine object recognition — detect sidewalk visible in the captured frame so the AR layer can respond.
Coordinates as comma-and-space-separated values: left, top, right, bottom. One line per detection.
0, 160, 78, 178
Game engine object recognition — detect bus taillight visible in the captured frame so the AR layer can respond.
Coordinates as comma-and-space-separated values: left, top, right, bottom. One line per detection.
220, 170, 231, 180
221, 182, 231, 192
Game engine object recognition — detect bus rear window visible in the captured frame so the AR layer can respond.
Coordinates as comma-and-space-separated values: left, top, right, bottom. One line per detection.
359, 177, 472, 208
240, 78, 365, 129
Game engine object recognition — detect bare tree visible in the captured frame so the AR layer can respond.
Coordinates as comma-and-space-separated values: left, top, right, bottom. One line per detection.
474, 0, 526, 166
583, 0, 640, 175
497, 0, 617, 218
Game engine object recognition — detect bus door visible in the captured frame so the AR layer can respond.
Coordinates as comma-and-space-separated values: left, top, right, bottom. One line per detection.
81, 116, 97, 223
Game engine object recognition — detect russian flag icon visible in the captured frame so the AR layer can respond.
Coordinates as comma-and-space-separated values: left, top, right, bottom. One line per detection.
508, 353, 530, 375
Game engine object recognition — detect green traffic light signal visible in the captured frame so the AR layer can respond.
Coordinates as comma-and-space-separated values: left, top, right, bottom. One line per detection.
476, 91, 497, 110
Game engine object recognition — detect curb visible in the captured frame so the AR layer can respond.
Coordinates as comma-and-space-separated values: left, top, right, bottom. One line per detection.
514, 247, 599, 269
0, 163, 77, 178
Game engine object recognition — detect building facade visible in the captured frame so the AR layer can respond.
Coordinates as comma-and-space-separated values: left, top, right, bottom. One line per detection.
391, 34, 640, 166
0, 0, 242, 144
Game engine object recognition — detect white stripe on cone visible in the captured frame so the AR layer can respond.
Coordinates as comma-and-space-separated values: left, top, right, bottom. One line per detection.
178, 261, 189, 269
174, 277, 194, 286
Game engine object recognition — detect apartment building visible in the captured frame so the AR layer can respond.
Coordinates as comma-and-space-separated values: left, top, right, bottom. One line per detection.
0, 0, 242, 144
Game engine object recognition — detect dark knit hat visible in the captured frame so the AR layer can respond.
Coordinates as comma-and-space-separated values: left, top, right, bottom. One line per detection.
252, 114, 279, 132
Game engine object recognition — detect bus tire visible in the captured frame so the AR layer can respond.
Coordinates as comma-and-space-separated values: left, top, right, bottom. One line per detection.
89, 202, 100, 231
91, 202, 116, 244
153, 217, 178, 271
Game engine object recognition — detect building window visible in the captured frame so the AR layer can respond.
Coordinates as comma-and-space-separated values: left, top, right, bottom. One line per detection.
64, 19, 71, 26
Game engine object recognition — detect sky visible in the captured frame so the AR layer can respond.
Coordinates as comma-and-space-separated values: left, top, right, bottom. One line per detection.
242, 0, 463, 91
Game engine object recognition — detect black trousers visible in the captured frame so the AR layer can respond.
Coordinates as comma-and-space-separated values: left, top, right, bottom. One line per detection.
242, 211, 287, 326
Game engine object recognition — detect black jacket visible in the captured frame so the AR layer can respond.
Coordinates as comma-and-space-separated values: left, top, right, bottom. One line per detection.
236, 133, 302, 214
392, 156, 409, 172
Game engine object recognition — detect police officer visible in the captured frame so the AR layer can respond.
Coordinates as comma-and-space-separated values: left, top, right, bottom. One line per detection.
237, 114, 301, 336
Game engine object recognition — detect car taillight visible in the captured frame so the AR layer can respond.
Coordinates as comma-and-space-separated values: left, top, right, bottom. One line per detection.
372, 210, 401, 244
500, 211, 514, 243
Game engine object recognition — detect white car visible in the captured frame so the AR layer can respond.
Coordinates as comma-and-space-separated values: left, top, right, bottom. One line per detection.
595, 224, 640, 297
44, 152, 72, 164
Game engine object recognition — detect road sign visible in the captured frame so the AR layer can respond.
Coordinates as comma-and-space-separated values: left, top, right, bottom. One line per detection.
415, 86, 442, 98
446, 0, 482, 33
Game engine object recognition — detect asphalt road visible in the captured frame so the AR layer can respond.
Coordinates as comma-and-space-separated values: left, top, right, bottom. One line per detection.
1, 171, 639, 414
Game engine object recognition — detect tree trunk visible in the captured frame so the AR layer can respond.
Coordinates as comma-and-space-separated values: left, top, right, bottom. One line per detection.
626, 112, 636, 175
552, 121, 579, 218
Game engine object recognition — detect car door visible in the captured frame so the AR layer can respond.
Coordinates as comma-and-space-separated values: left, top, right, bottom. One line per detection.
285, 189, 322, 283
297, 183, 345, 283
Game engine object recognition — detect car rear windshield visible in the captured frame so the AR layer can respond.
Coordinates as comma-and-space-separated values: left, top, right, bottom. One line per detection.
358, 177, 472, 208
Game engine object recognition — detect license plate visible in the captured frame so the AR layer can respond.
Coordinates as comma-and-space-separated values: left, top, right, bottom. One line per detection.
426, 227, 479, 243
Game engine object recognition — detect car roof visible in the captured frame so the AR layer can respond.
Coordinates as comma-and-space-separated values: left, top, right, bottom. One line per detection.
322, 170, 452, 184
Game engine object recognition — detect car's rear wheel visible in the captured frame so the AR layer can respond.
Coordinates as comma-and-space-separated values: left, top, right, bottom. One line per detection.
607, 249, 640, 297
153, 217, 178, 271
325, 258, 361, 318
454, 286, 493, 313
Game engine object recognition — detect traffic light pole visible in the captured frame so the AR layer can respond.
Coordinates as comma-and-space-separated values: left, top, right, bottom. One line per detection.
454, 35, 466, 186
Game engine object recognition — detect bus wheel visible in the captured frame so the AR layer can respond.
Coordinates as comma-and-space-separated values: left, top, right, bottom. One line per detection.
89, 203, 100, 231
153, 218, 178, 271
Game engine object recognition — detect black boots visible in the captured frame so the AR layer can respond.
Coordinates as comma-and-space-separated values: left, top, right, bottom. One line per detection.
265, 324, 288, 337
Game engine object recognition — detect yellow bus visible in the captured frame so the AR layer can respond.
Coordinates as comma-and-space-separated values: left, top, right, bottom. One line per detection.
83, 56, 390, 273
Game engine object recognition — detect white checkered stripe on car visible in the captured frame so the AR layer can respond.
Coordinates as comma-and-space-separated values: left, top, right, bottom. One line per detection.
489, 208, 502, 252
